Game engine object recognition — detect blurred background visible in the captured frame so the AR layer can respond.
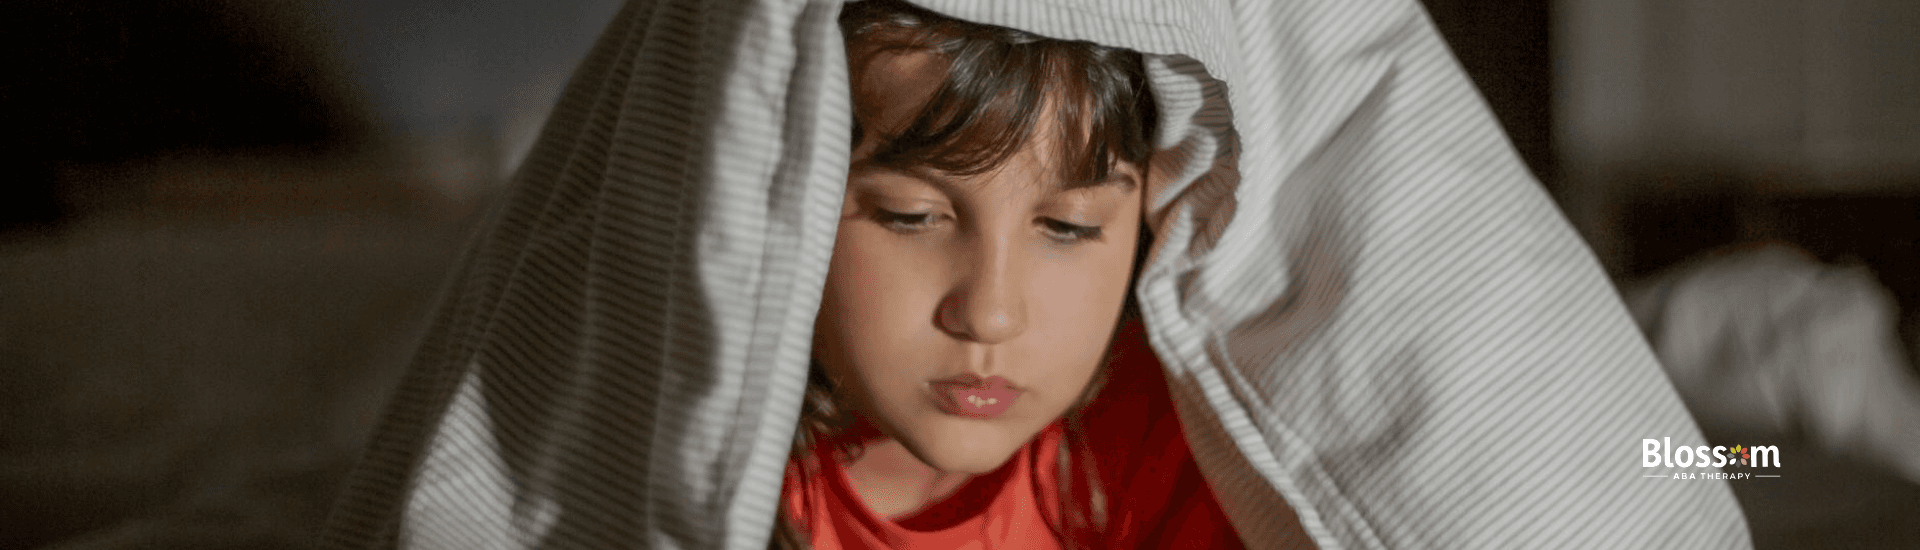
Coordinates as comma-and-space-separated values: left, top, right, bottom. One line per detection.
0, 0, 1912, 548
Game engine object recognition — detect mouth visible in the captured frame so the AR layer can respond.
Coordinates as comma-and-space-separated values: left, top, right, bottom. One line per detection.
928, 374, 1021, 419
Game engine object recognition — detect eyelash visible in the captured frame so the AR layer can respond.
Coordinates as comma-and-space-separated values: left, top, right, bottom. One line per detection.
874, 209, 938, 232
1041, 219, 1104, 244
874, 209, 1103, 245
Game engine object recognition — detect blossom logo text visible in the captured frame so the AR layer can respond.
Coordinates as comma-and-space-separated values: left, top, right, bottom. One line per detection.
1641, 437, 1780, 480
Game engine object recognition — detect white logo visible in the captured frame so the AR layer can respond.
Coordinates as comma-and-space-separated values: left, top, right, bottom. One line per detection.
1641, 437, 1780, 480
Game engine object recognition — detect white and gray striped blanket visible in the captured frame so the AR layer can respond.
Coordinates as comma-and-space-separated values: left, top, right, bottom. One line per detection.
324, 0, 1752, 548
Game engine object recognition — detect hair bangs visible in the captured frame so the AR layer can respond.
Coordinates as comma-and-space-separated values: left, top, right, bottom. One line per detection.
844, 2, 1157, 185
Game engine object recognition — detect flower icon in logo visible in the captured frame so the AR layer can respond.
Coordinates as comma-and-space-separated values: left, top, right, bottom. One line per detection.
1730, 445, 1748, 466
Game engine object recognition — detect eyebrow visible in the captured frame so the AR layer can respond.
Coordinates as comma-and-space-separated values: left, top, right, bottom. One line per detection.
864, 162, 1139, 195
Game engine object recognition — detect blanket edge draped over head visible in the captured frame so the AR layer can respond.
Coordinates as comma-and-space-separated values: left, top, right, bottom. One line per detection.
324, 0, 1754, 548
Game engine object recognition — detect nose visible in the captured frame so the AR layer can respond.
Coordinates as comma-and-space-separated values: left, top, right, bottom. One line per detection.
936, 234, 1028, 344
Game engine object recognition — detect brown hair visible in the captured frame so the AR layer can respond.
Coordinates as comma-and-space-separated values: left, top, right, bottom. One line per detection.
774, 1, 1157, 548
841, 0, 1156, 185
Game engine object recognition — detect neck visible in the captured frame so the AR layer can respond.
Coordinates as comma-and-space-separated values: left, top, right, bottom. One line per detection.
841, 438, 972, 518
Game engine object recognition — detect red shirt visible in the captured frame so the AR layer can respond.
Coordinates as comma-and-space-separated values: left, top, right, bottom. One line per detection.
782, 323, 1245, 548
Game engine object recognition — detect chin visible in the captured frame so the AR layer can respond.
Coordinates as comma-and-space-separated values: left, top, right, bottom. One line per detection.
899, 418, 1032, 474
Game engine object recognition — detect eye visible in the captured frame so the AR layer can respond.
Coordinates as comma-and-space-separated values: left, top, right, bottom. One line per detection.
875, 208, 939, 233
1040, 218, 1104, 245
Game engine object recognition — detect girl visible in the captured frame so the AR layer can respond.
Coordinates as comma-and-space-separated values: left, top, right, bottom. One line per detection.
775, 2, 1243, 547
326, 0, 1752, 548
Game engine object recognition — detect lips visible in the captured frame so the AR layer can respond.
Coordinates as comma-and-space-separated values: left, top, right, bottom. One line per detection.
929, 374, 1020, 419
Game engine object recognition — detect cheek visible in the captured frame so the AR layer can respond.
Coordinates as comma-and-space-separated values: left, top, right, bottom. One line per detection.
820, 227, 923, 327
813, 226, 944, 394
1031, 250, 1134, 326
1023, 239, 1138, 396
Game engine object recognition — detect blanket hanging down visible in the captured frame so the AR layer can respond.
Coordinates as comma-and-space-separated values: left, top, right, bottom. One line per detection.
325, 1, 1753, 548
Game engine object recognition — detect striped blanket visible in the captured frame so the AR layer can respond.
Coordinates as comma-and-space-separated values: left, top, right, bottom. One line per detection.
324, 0, 1752, 548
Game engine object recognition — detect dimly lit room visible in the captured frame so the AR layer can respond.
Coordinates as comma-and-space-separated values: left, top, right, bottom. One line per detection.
2, 0, 1914, 548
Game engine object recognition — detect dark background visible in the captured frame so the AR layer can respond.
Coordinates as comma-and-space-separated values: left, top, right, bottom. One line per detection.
2, 1, 1914, 548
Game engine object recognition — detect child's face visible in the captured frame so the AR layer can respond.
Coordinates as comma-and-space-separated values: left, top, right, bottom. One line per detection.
813, 49, 1144, 474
